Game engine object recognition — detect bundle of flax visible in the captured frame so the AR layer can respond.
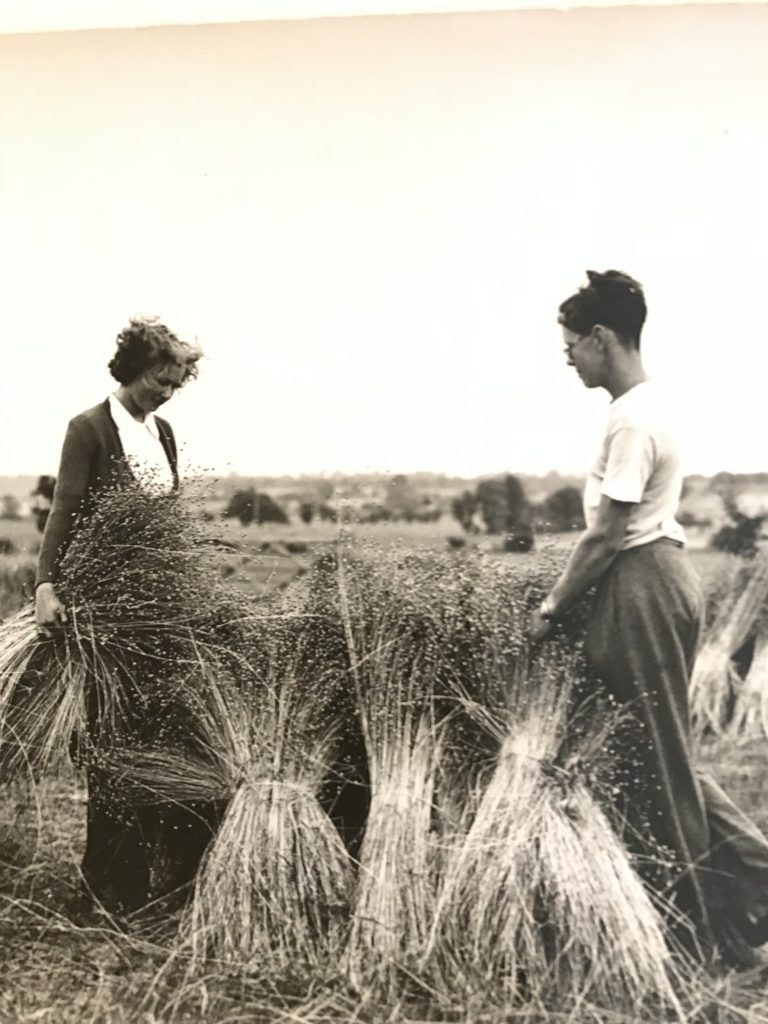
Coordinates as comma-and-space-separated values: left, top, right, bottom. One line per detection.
335, 549, 446, 999
0, 605, 122, 777
689, 552, 768, 739
0, 608, 70, 776
116, 620, 354, 976
726, 625, 768, 740
0, 480, 248, 778
423, 641, 691, 1019
185, 649, 354, 974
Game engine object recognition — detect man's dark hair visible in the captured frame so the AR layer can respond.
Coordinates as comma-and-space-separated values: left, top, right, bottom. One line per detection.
558, 270, 647, 349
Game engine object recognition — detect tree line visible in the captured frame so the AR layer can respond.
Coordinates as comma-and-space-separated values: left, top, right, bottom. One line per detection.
450, 476, 585, 551
220, 474, 586, 546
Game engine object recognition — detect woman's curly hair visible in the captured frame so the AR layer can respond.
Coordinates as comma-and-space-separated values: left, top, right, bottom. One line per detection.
108, 317, 202, 386
558, 270, 647, 349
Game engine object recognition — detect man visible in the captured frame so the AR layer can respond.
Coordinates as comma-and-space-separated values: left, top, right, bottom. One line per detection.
529, 269, 768, 969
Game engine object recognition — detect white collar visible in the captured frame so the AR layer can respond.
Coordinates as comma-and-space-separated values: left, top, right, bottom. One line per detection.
109, 393, 160, 439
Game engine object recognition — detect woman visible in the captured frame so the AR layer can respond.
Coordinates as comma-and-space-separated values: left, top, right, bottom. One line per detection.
35, 316, 214, 916
529, 270, 768, 969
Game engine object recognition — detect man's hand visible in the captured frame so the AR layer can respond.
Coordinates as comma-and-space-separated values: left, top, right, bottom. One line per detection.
528, 605, 553, 643
35, 582, 67, 636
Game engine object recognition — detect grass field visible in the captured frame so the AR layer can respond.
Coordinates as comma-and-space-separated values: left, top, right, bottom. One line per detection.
1, 514, 767, 1022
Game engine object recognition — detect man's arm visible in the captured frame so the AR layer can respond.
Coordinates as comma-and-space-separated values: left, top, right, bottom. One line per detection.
529, 494, 633, 640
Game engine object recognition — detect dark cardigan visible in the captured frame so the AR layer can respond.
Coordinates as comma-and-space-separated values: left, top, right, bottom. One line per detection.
36, 399, 178, 585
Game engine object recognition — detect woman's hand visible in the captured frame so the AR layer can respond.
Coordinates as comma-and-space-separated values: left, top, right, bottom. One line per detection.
35, 582, 67, 636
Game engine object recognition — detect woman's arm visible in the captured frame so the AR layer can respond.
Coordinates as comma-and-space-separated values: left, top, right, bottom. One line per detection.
36, 416, 97, 588
529, 494, 633, 641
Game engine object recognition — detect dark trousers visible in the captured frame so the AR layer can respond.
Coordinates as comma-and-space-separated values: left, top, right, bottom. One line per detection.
583, 538, 768, 959
589, 544, 716, 958
80, 677, 223, 915
82, 769, 222, 913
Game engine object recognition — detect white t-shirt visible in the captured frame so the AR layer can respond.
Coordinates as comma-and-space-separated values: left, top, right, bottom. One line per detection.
583, 380, 686, 550
108, 394, 175, 495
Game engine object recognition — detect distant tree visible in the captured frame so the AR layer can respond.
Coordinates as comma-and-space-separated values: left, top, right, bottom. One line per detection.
318, 503, 338, 523
358, 502, 391, 524
451, 490, 478, 533
542, 486, 585, 532
385, 473, 420, 521
253, 492, 289, 525
299, 501, 315, 525
475, 480, 507, 535
711, 472, 735, 495
475, 474, 535, 551
0, 495, 21, 520
223, 488, 289, 526
502, 474, 529, 527
711, 493, 765, 559
223, 487, 257, 526
476, 475, 529, 535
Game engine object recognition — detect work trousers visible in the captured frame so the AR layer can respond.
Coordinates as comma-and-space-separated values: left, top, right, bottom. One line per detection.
584, 538, 768, 960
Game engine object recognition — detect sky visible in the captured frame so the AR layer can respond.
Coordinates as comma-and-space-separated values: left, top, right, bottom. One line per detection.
1, 4, 767, 479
